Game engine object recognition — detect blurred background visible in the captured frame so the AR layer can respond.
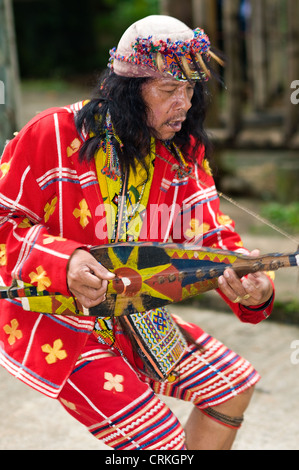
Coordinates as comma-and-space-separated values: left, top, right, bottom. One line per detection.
0, 0, 299, 318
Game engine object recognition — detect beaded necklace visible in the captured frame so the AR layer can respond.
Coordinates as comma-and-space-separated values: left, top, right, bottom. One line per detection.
95, 113, 155, 243
100, 111, 122, 181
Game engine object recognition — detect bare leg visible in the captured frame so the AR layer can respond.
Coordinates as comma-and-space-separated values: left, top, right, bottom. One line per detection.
184, 386, 254, 450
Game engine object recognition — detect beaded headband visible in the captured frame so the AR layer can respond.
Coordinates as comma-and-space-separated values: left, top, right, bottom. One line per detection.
108, 17, 224, 81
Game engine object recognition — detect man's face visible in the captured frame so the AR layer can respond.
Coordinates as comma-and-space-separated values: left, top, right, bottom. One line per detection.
141, 77, 195, 141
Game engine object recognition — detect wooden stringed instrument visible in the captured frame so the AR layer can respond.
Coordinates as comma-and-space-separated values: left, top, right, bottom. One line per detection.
0, 242, 298, 317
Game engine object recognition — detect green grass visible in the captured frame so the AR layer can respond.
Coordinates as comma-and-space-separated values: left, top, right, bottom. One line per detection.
272, 299, 299, 325
21, 79, 71, 93
261, 202, 299, 234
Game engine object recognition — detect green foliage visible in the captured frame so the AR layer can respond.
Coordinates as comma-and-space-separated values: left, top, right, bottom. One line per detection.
273, 299, 299, 325
93, 0, 159, 69
13, 0, 159, 79
261, 202, 299, 234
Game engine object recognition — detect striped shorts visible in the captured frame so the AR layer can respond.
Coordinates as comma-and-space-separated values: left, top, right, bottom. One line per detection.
58, 316, 260, 450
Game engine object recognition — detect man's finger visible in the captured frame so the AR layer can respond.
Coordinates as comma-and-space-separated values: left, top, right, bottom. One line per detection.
85, 259, 115, 281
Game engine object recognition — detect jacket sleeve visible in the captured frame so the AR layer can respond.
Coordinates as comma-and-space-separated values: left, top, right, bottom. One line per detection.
0, 120, 85, 297
173, 143, 275, 324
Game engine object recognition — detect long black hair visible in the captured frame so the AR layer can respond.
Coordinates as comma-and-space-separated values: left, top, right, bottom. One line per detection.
75, 70, 212, 173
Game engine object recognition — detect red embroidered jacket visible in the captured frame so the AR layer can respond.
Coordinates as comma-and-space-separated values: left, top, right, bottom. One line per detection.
0, 102, 274, 397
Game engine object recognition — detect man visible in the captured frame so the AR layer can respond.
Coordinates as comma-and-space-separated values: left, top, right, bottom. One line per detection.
0, 15, 274, 450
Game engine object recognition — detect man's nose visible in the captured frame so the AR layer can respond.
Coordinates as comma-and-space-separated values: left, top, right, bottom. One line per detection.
174, 87, 192, 112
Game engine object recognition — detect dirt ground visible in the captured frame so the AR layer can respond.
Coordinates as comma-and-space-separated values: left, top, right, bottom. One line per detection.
1, 303, 299, 451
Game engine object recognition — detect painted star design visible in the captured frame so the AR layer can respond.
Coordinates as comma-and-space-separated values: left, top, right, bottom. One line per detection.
106, 245, 176, 316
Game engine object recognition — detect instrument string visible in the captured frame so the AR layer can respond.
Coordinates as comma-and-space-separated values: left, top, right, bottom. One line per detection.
156, 152, 299, 247
218, 192, 299, 247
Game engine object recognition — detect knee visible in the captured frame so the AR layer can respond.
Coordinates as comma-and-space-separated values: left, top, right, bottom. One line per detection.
199, 385, 255, 432
242, 384, 255, 406
231, 384, 255, 414
216, 384, 255, 416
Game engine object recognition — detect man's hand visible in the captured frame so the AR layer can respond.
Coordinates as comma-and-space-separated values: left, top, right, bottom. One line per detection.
218, 250, 273, 307
67, 249, 115, 308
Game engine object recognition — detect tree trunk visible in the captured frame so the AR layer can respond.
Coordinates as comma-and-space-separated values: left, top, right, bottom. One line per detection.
266, 0, 284, 101
0, 0, 21, 153
192, 0, 220, 128
160, 0, 193, 27
249, 0, 269, 111
283, 0, 299, 142
222, 0, 243, 140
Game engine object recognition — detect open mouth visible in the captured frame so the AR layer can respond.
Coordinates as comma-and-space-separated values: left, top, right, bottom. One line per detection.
166, 120, 184, 132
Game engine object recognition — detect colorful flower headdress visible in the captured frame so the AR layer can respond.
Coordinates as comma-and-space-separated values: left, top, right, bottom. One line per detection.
108, 16, 224, 81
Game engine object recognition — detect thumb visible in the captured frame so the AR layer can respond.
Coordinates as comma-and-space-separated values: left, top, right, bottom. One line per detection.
249, 249, 260, 257
89, 259, 115, 280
